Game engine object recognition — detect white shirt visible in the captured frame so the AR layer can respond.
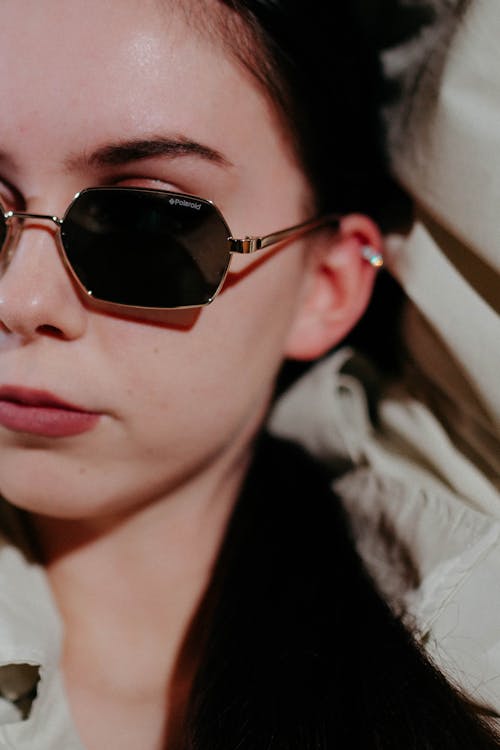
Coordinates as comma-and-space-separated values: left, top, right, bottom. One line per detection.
0, 503, 83, 749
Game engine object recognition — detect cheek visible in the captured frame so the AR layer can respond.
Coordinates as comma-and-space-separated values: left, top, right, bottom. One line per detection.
100, 245, 306, 440
0, 249, 307, 520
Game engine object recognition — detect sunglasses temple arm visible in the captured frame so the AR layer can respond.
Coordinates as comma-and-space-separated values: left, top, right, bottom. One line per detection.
229, 212, 340, 254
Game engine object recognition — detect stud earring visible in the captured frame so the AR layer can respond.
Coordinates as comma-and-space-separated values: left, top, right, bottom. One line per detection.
361, 245, 384, 268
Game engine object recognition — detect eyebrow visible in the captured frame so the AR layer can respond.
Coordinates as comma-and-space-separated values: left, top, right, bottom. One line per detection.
65, 136, 233, 171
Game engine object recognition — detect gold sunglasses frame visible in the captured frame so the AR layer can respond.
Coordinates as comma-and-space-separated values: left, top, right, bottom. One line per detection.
0, 187, 340, 319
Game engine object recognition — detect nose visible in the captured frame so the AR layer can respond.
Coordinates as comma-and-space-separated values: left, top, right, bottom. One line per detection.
0, 217, 88, 340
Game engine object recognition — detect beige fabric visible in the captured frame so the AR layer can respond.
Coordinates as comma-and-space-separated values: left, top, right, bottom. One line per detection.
382, 0, 500, 429
0, 502, 83, 749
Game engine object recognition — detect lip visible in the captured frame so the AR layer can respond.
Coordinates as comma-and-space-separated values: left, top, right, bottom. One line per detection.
0, 385, 100, 437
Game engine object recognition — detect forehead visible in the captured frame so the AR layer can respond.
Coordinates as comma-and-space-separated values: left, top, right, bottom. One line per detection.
0, 2, 224, 130
0, 0, 310, 229
0, 1, 280, 176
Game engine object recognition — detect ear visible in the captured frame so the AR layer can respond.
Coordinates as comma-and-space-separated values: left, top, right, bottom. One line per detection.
284, 214, 383, 361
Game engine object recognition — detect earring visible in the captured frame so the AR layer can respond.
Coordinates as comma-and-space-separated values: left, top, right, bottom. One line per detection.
361, 245, 384, 268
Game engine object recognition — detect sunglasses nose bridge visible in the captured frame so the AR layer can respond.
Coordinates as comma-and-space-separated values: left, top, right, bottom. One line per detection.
2, 210, 63, 255
0, 211, 68, 284
5, 210, 63, 227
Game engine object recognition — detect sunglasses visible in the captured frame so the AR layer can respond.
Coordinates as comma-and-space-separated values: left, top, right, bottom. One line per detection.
0, 187, 339, 315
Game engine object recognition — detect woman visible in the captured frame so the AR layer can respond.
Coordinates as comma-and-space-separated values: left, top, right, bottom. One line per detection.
0, 1, 496, 748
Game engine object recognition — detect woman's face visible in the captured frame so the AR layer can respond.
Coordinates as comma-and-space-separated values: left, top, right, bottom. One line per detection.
0, 0, 315, 518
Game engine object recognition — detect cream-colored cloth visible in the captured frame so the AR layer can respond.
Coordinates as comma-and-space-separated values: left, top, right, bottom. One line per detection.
382, 0, 500, 430
0, 503, 83, 750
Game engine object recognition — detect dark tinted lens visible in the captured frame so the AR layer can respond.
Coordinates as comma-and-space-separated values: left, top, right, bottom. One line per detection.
61, 189, 231, 308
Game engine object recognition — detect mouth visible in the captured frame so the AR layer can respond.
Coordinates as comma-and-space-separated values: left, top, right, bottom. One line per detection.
0, 385, 100, 438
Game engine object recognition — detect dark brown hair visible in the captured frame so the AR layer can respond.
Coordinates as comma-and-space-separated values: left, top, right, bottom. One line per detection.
169, 3, 499, 747
181, 435, 499, 748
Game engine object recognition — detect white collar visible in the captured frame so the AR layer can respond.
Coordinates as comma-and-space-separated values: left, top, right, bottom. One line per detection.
0, 501, 83, 748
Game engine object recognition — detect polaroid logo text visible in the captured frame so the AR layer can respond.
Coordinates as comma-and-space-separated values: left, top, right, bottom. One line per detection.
169, 197, 202, 210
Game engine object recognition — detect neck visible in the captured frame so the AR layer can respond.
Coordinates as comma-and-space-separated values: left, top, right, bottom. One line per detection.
30, 433, 254, 722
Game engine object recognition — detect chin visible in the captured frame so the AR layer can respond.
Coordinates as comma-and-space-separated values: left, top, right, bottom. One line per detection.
0, 484, 104, 521
0, 466, 120, 525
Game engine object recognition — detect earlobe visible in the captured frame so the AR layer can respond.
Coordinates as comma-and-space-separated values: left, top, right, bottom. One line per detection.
284, 214, 383, 361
